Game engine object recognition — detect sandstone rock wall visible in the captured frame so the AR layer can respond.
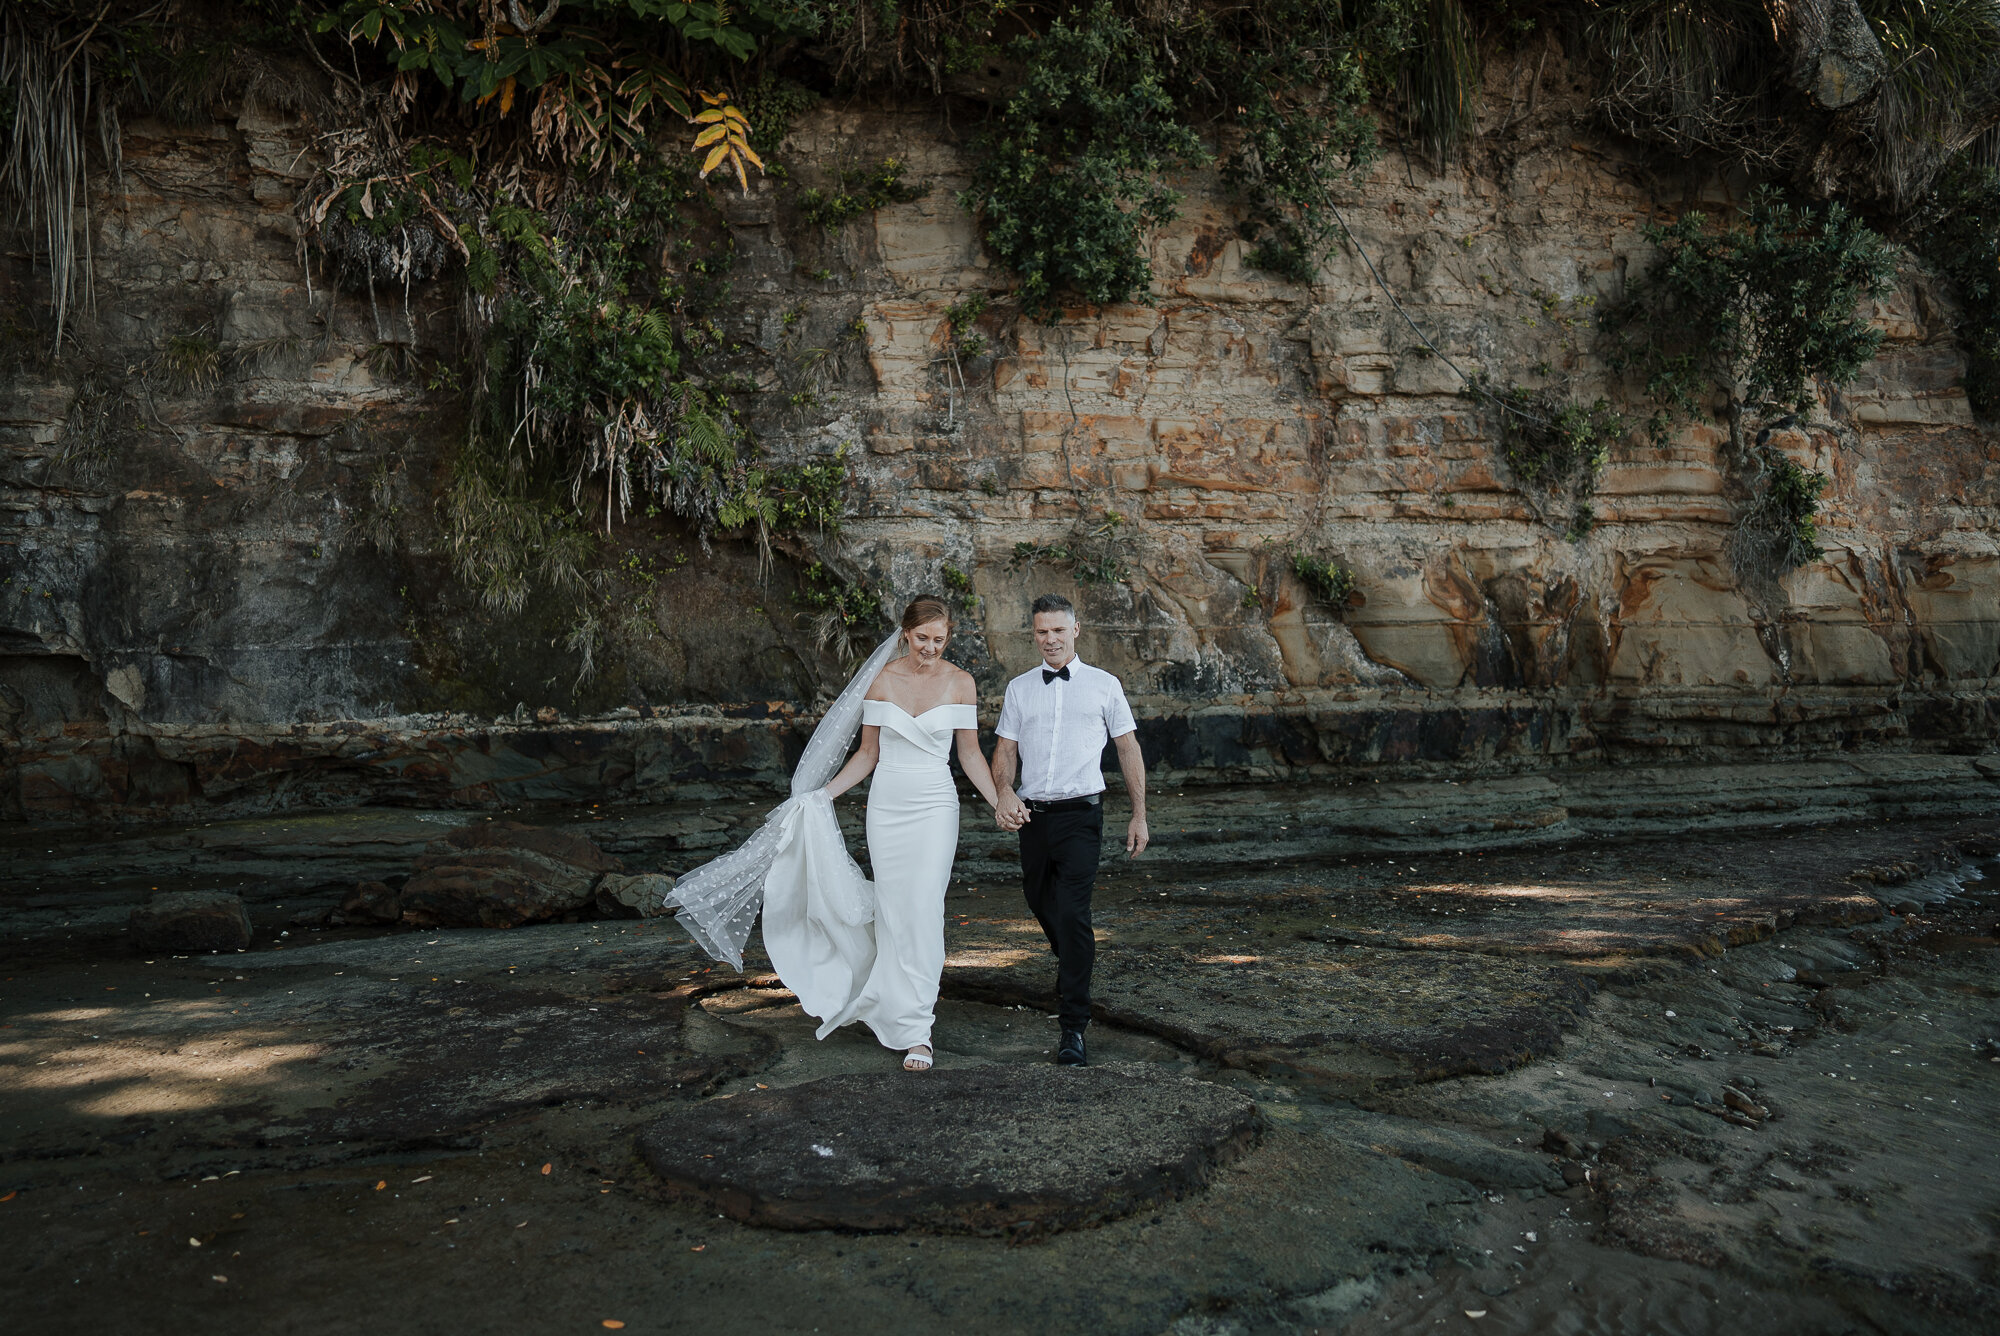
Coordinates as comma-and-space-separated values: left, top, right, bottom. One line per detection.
3, 82, 1996, 822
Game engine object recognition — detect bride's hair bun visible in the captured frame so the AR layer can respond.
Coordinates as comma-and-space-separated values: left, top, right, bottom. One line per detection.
900, 595, 953, 633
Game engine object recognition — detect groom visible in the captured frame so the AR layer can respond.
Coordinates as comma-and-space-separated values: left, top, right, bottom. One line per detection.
992, 594, 1148, 1067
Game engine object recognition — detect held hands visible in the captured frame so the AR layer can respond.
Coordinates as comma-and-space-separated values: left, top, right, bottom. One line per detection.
994, 792, 1030, 832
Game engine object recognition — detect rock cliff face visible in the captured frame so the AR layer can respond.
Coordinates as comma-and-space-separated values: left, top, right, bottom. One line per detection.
4, 79, 1997, 822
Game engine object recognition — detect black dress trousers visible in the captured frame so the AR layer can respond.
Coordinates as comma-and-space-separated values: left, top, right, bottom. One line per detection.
1018, 803, 1103, 1030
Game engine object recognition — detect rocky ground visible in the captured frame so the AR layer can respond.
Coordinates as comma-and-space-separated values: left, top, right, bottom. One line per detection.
1, 792, 1995, 1335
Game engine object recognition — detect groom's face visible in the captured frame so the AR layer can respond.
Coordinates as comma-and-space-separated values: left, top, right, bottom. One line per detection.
1031, 610, 1078, 667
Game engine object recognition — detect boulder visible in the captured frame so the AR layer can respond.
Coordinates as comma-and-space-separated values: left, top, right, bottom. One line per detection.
398, 822, 623, 928
1798, 0, 1887, 109
339, 880, 403, 924
594, 871, 676, 919
129, 891, 252, 953
635, 1064, 1258, 1236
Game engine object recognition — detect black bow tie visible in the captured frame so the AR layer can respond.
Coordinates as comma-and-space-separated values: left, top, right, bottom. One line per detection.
1041, 664, 1071, 684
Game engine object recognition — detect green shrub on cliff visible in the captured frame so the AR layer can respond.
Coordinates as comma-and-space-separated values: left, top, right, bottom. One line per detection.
954, 0, 1458, 301
796, 560, 880, 664
1912, 162, 2000, 419
1477, 379, 1625, 541
1607, 188, 1897, 439
799, 158, 928, 230
1735, 449, 1830, 576
959, 4, 1206, 319
1607, 188, 1890, 576
1290, 550, 1357, 612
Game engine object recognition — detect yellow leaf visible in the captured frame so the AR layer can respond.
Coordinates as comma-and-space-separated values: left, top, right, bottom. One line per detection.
699, 143, 730, 178
692, 123, 729, 148
738, 142, 766, 173
733, 154, 749, 192
693, 108, 729, 123
699, 90, 724, 105
721, 106, 749, 126
498, 77, 516, 116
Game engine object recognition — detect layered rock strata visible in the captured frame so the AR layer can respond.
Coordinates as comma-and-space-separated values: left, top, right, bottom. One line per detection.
3, 77, 1995, 823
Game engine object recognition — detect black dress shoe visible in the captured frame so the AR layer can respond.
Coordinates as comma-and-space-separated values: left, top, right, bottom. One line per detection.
1056, 1027, 1087, 1066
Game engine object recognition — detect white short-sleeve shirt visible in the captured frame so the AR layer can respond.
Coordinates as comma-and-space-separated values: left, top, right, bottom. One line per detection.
995, 655, 1137, 801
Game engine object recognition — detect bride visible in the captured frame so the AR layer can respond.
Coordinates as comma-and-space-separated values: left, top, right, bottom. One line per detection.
662, 596, 1001, 1072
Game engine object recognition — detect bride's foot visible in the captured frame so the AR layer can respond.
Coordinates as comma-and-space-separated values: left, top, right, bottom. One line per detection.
902, 1044, 933, 1072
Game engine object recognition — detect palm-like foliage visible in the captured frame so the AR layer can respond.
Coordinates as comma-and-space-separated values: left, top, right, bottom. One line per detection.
1591, 0, 1783, 161
1398, 0, 1481, 166
1, 10, 92, 350
1861, 0, 2000, 204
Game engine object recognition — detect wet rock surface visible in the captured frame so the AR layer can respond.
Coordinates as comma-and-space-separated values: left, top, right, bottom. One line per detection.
1, 806, 1995, 1335
637, 1065, 1258, 1235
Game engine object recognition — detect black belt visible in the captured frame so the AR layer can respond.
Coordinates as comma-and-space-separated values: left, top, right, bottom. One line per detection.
1024, 795, 1100, 813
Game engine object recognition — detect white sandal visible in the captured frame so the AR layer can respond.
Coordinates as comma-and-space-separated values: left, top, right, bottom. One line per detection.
902, 1044, 933, 1072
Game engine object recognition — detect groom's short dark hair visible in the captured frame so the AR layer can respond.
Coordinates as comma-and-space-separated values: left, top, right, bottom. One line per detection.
1030, 593, 1075, 619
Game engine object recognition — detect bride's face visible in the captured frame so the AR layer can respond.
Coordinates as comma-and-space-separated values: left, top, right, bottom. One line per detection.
904, 618, 951, 666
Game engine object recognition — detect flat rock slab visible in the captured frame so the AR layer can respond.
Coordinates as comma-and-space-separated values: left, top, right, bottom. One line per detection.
635, 1064, 1258, 1236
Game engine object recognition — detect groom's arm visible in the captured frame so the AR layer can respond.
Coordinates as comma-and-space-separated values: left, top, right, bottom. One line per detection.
1112, 731, 1148, 856
992, 682, 1029, 831
991, 737, 1027, 830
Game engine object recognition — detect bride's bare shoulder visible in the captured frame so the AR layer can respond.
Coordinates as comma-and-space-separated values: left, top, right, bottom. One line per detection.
948, 665, 979, 704
864, 658, 904, 702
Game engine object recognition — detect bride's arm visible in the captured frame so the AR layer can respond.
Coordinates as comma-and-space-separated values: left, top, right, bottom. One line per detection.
950, 670, 1001, 809
955, 729, 1001, 810
822, 725, 880, 799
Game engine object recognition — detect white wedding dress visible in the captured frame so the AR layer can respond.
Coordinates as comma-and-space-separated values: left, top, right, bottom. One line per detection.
811, 700, 973, 1048
660, 634, 970, 1052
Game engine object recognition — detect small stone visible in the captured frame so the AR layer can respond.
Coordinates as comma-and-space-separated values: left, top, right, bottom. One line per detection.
130, 891, 252, 954
1540, 1128, 1583, 1158
1722, 1086, 1769, 1121
535, 706, 561, 725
